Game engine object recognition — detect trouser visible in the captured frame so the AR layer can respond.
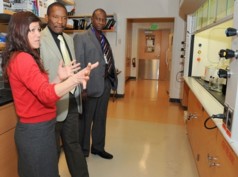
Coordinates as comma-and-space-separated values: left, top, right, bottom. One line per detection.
80, 79, 111, 154
55, 93, 89, 177
15, 119, 58, 177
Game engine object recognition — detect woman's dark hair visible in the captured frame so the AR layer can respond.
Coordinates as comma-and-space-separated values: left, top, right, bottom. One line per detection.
1, 11, 46, 80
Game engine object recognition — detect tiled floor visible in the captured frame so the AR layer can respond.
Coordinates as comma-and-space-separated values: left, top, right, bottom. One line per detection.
59, 80, 199, 177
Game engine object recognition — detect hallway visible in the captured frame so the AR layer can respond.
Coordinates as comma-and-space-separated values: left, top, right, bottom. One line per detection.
59, 80, 199, 177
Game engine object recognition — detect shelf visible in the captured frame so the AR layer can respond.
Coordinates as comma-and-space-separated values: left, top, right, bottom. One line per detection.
64, 29, 115, 33
58, 0, 75, 5
66, 14, 117, 32
0, 13, 11, 24
68, 14, 115, 19
3, 10, 14, 15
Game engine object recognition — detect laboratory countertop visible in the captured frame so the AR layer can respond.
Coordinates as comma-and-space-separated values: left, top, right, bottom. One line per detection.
0, 88, 13, 106
184, 77, 238, 157
193, 77, 225, 105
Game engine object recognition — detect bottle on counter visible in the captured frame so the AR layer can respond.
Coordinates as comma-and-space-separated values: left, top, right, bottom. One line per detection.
209, 76, 213, 89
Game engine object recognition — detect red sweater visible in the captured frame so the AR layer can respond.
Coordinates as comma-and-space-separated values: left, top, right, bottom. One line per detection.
8, 52, 60, 123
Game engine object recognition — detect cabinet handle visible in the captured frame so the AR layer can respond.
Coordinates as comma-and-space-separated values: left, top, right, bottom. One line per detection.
188, 113, 198, 120
209, 161, 220, 167
207, 153, 218, 161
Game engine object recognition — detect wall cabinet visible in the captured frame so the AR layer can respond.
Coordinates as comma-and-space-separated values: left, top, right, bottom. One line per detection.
186, 83, 238, 177
192, 0, 234, 33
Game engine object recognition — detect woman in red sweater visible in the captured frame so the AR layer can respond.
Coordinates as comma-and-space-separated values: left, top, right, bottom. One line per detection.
1, 11, 98, 177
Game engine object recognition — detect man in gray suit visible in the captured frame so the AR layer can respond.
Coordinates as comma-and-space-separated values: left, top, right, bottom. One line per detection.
74, 8, 118, 159
40, 2, 89, 177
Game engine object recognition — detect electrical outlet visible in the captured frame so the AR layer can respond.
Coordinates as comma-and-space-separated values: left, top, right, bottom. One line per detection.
223, 104, 229, 125
227, 108, 233, 131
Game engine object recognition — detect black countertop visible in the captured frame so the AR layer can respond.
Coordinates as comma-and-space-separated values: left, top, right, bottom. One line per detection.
0, 88, 13, 106
193, 77, 225, 106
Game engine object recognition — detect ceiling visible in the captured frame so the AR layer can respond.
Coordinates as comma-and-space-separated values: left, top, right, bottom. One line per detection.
179, 0, 206, 20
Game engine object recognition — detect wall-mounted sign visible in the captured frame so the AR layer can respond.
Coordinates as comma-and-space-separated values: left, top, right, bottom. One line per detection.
145, 34, 155, 53
150, 23, 158, 30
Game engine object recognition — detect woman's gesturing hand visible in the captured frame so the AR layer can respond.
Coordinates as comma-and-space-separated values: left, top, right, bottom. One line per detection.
57, 60, 81, 81
70, 61, 99, 87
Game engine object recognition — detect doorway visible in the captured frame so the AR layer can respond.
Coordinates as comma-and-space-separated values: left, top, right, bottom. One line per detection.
137, 29, 171, 81
125, 18, 174, 83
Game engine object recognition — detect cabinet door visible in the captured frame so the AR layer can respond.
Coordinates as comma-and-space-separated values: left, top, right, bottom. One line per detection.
0, 128, 18, 177
181, 82, 189, 107
212, 131, 238, 177
197, 111, 217, 177
187, 90, 204, 160
0, 103, 17, 134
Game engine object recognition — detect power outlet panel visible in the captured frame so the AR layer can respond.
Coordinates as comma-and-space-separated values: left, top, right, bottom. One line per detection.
227, 108, 233, 131
223, 104, 229, 125
222, 104, 233, 137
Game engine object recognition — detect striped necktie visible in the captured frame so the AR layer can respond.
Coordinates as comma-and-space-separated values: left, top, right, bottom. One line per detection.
100, 33, 113, 75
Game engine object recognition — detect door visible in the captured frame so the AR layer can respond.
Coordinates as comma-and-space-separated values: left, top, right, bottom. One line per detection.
125, 20, 132, 81
137, 29, 170, 81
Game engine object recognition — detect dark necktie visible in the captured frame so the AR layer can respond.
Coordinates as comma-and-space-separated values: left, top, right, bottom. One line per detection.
100, 33, 113, 75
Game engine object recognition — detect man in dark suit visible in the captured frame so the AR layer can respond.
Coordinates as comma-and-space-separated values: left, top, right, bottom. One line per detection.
40, 2, 89, 177
74, 8, 118, 159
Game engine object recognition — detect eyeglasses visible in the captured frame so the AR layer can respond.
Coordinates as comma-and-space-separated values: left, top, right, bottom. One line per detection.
28, 27, 42, 33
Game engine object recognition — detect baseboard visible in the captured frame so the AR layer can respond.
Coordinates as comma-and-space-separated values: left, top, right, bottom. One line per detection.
181, 106, 188, 110
169, 98, 181, 103
110, 93, 124, 99
128, 76, 136, 80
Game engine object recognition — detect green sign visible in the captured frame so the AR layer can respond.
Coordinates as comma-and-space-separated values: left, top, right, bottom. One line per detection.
150, 24, 158, 30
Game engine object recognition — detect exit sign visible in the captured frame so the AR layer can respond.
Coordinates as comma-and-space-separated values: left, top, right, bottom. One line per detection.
150, 24, 158, 30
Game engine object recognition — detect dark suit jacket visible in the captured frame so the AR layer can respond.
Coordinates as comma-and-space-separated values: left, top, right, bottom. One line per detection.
74, 29, 118, 97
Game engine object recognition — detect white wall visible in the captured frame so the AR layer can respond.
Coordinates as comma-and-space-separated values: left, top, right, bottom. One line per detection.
74, 0, 185, 99
0, 1, 3, 13
169, 16, 185, 99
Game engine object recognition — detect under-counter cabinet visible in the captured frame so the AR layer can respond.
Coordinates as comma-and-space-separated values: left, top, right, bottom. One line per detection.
186, 84, 238, 177
0, 103, 18, 177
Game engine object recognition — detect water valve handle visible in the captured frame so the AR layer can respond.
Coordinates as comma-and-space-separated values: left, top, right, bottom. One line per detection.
219, 49, 236, 59
218, 69, 228, 78
219, 49, 226, 58
225, 27, 238, 37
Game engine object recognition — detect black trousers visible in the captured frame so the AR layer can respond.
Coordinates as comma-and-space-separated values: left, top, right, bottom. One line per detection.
79, 79, 111, 154
56, 93, 89, 177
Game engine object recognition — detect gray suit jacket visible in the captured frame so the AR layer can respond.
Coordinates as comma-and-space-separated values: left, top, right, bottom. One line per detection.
40, 26, 82, 122
74, 29, 118, 97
